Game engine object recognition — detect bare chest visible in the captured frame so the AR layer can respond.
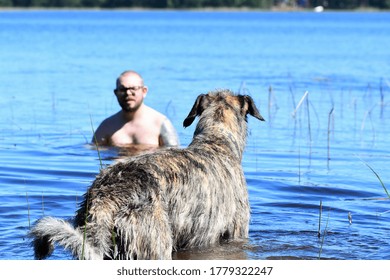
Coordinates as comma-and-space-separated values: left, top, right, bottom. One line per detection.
110, 121, 160, 146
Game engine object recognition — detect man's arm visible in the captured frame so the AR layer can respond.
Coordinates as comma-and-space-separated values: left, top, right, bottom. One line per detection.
159, 118, 180, 147
91, 122, 110, 146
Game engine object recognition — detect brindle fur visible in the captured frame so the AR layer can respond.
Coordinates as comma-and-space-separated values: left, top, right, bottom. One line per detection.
29, 89, 265, 260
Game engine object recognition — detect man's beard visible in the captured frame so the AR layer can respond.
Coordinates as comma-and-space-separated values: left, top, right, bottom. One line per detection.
119, 99, 142, 112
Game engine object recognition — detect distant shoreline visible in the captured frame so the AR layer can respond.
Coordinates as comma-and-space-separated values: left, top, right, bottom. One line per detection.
0, 6, 387, 12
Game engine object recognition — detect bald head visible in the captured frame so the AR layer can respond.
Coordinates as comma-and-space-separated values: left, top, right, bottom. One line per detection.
116, 70, 145, 88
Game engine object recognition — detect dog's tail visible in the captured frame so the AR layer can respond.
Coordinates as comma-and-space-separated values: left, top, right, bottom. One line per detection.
29, 216, 101, 260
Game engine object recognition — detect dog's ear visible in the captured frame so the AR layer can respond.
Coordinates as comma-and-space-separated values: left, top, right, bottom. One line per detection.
183, 94, 206, 128
241, 95, 265, 121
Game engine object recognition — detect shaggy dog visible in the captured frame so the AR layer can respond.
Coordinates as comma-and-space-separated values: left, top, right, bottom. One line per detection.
29, 89, 265, 260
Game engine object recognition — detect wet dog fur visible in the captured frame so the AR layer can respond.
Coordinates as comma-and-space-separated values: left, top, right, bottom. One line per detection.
29, 89, 265, 260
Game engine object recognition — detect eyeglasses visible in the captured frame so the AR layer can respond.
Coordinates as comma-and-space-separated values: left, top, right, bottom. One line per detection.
114, 86, 144, 96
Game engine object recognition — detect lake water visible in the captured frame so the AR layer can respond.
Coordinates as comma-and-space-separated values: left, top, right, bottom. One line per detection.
0, 10, 389, 260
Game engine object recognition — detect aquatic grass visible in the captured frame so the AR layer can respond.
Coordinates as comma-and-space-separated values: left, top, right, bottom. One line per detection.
289, 85, 297, 110
352, 97, 357, 133
361, 104, 377, 143
238, 81, 248, 95
298, 144, 301, 184
26, 192, 31, 230
80, 115, 106, 259
289, 85, 299, 141
359, 159, 390, 199
317, 200, 322, 238
305, 92, 312, 144
291, 91, 312, 185
291, 90, 317, 144
17, 81, 390, 259
318, 209, 330, 260
268, 86, 272, 124
89, 115, 103, 171
348, 212, 352, 225
317, 200, 330, 260
359, 79, 389, 143
81, 194, 89, 260
51, 92, 57, 112
267, 85, 279, 125
291, 91, 309, 119
327, 107, 334, 166
380, 78, 384, 119
41, 192, 45, 216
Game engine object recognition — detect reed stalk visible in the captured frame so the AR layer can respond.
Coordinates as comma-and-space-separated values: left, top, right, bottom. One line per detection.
291, 91, 309, 118
305, 92, 311, 143
353, 97, 357, 133
80, 116, 104, 259
298, 144, 301, 184
355, 155, 389, 199
41, 192, 45, 216
89, 115, 103, 171
361, 104, 376, 143
317, 200, 322, 238
363, 161, 389, 199
318, 209, 330, 260
267, 85, 280, 125
289, 85, 296, 109
26, 192, 31, 229
380, 78, 384, 119
268, 86, 272, 123
81, 194, 89, 260
289, 86, 298, 141
238, 81, 247, 94
327, 107, 334, 164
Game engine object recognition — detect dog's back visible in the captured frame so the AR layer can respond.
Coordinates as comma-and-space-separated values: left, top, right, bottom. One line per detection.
29, 90, 264, 260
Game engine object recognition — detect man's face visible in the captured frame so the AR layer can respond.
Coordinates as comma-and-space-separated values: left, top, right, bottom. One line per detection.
114, 74, 147, 112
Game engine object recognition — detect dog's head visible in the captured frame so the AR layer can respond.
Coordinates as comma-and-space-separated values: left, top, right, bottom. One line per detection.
183, 90, 265, 128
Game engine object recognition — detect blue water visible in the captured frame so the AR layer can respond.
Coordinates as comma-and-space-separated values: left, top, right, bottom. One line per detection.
0, 10, 389, 260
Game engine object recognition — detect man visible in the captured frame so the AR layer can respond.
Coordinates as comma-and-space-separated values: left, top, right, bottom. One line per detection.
92, 70, 179, 148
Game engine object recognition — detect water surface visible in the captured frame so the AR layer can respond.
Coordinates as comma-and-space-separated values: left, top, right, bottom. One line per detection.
0, 10, 389, 260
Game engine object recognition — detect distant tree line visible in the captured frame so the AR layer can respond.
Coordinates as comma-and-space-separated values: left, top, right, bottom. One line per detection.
307, 0, 390, 9
0, 0, 389, 9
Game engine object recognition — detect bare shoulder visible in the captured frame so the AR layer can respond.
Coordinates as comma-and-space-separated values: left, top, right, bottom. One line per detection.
97, 112, 122, 130
92, 111, 123, 144
143, 105, 167, 121
142, 105, 179, 147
